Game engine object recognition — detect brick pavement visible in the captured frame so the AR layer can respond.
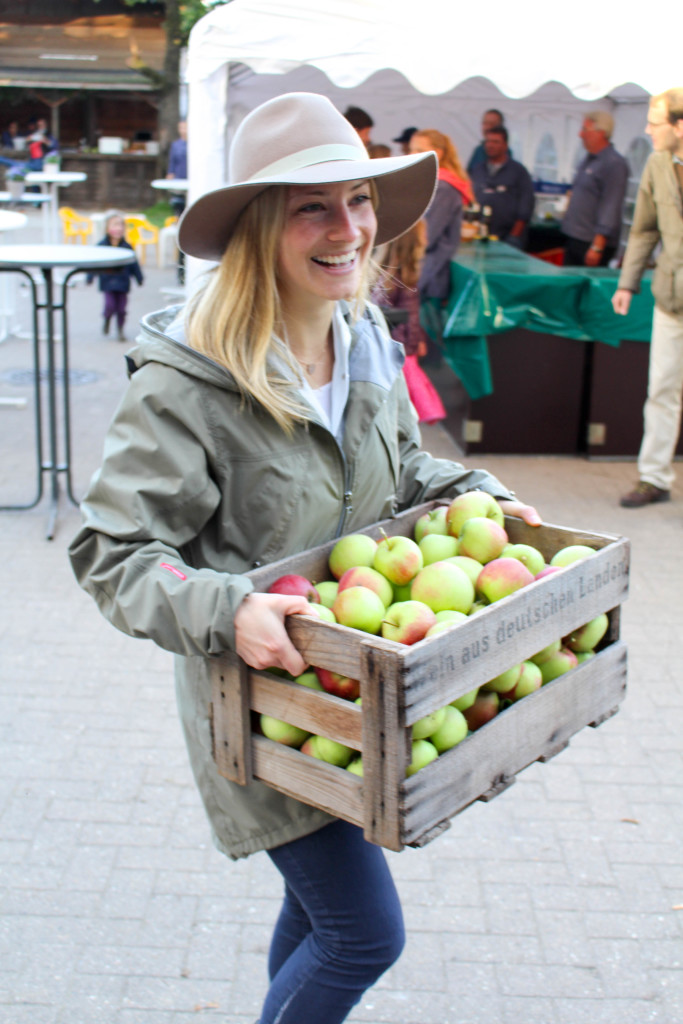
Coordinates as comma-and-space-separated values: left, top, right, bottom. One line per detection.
1, 210, 682, 1023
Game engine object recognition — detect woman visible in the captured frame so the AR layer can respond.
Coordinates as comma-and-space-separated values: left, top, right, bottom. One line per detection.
69, 92, 540, 1024
409, 128, 473, 301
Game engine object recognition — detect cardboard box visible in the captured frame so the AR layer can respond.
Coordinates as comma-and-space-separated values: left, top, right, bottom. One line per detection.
210, 503, 629, 851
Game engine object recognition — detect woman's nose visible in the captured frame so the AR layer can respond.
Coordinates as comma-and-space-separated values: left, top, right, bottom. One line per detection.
328, 203, 360, 240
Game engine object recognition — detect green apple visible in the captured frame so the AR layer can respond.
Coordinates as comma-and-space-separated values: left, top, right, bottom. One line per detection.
530, 639, 562, 665
458, 517, 508, 564
419, 532, 459, 565
392, 581, 413, 602
413, 506, 449, 542
381, 600, 436, 644
503, 543, 546, 576
332, 585, 385, 634
337, 565, 394, 608
444, 554, 484, 587
373, 533, 423, 586
410, 560, 474, 614
329, 533, 377, 580
550, 544, 596, 568
346, 757, 364, 776
429, 705, 468, 752
482, 662, 523, 693
260, 715, 310, 747
446, 491, 504, 537
293, 670, 324, 690
314, 580, 339, 608
412, 706, 447, 740
435, 609, 469, 623
565, 613, 609, 653
575, 651, 595, 663
300, 734, 355, 767
314, 605, 337, 624
539, 646, 578, 683
476, 557, 534, 603
451, 686, 478, 711
505, 660, 543, 700
406, 739, 439, 776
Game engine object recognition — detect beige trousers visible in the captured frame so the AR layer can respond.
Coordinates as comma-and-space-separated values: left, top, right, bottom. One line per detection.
638, 305, 683, 490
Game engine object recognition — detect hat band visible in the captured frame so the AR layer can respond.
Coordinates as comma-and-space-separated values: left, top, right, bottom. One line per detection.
247, 144, 367, 182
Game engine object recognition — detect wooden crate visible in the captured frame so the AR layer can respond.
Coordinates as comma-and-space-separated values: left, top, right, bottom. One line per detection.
210, 503, 629, 852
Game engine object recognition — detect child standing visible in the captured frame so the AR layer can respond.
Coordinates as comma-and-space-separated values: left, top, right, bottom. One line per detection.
87, 213, 143, 341
373, 221, 447, 424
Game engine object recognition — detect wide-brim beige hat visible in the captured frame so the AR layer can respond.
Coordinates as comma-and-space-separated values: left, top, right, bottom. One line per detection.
178, 92, 437, 261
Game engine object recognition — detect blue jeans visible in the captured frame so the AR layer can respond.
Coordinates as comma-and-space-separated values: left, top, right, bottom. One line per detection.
261, 819, 405, 1024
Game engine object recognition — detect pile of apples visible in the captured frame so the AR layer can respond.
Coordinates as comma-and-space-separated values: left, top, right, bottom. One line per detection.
259, 491, 610, 777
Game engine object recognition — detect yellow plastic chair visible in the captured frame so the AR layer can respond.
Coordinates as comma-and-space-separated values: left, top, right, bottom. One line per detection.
124, 215, 159, 266
58, 206, 94, 244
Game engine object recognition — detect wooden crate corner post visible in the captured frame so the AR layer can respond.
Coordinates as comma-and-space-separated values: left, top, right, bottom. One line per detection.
209, 652, 253, 785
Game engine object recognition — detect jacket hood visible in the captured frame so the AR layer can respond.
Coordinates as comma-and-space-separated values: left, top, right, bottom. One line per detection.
130, 301, 405, 395
130, 306, 238, 389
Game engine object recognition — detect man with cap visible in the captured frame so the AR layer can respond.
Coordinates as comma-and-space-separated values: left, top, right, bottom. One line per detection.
561, 110, 628, 267
393, 126, 418, 155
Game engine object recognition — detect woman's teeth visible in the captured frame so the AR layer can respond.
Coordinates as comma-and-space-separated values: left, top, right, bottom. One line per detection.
313, 251, 357, 266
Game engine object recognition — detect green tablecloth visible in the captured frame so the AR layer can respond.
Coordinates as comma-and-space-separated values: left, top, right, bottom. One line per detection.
428, 241, 654, 400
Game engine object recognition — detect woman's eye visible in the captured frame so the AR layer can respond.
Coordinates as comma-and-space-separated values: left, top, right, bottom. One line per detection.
297, 202, 324, 214
351, 192, 372, 206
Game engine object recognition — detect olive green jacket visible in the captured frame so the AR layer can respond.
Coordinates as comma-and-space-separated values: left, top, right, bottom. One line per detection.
618, 150, 683, 315
69, 303, 514, 859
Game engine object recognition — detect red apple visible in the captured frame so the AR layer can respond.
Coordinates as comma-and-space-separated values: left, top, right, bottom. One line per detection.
539, 646, 579, 683
373, 533, 423, 586
463, 691, 500, 731
534, 565, 563, 581
476, 557, 534, 603
381, 600, 436, 644
268, 573, 320, 602
313, 667, 360, 700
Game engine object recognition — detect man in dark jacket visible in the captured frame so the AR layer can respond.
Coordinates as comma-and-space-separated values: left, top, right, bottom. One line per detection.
470, 126, 535, 248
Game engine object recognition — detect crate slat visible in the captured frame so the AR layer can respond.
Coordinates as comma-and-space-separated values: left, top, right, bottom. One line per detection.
400, 641, 627, 845
249, 671, 363, 748
251, 736, 364, 823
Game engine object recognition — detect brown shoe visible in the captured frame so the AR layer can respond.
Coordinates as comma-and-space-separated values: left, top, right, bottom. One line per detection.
620, 481, 670, 508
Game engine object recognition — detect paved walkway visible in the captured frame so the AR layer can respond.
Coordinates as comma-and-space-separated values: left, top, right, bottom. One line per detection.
1, 211, 682, 1023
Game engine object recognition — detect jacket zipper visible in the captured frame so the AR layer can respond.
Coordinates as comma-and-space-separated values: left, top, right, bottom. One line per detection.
334, 453, 353, 539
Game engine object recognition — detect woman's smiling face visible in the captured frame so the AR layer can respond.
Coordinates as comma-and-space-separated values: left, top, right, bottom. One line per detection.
277, 180, 377, 311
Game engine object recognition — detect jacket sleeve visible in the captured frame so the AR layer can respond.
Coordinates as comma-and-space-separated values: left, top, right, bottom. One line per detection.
517, 165, 536, 223
618, 160, 660, 293
595, 154, 629, 240
393, 372, 515, 507
68, 365, 253, 658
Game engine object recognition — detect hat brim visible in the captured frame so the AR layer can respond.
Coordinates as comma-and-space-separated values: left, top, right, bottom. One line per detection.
178, 151, 438, 262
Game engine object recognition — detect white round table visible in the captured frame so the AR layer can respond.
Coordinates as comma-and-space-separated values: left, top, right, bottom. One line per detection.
0, 211, 28, 343
151, 178, 188, 192
0, 244, 134, 538
24, 171, 87, 243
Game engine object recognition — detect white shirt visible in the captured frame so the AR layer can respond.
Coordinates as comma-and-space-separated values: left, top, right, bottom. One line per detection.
299, 304, 351, 443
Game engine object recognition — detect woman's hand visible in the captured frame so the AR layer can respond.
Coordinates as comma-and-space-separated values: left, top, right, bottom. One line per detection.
234, 592, 319, 677
498, 499, 542, 527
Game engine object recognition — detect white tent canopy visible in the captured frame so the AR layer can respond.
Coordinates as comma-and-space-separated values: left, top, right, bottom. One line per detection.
185, 0, 675, 256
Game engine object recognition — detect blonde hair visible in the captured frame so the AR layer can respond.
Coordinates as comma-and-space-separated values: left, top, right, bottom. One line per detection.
413, 129, 470, 183
652, 88, 683, 124
382, 220, 426, 289
185, 184, 377, 435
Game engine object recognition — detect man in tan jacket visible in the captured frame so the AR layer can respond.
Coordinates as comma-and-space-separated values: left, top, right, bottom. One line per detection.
613, 88, 683, 507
